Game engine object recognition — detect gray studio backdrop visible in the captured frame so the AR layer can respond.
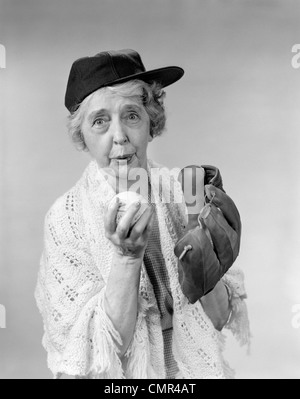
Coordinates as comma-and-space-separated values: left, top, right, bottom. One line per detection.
0, 0, 300, 379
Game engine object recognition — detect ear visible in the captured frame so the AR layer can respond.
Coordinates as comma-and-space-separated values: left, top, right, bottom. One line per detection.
148, 133, 153, 142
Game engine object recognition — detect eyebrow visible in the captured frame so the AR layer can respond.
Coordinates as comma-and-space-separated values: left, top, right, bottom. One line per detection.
87, 109, 105, 122
87, 104, 144, 123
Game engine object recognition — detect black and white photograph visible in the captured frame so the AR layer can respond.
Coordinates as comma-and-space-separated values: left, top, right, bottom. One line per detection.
0, 0, 299, 380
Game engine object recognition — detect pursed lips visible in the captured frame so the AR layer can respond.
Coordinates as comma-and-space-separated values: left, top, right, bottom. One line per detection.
111, 154, 135, 161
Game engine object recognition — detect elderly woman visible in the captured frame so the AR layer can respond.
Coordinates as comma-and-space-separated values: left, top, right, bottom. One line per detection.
35, 49, 250, 379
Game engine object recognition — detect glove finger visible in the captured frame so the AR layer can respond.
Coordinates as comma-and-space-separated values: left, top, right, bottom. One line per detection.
201, 164, 224, 191
200, 203, 240, 269
205, 184, 241, 237
174, 227, 221, 303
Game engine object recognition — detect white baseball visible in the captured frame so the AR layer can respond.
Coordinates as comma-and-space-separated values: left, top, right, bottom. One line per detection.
112, 191, 149, 226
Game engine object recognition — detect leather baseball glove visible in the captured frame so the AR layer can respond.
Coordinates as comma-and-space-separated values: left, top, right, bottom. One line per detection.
174, 165, 242, 304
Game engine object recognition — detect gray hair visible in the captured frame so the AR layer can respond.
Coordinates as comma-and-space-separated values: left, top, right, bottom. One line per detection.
67, 80, 166, 151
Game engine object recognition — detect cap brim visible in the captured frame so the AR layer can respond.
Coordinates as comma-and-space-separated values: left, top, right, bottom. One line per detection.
103, 66, 184, 89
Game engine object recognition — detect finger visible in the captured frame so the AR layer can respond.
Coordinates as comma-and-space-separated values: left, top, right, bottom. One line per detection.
116, 200, 142, 238
130, 205, 154, 240
204, 184, 241, 236
200, 203, 239, 269
142, 208, 155, 241
104, 196, 119, 236
146, 208, 155, 232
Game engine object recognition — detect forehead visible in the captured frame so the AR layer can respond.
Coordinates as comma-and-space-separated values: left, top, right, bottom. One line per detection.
85, 87, 144, 114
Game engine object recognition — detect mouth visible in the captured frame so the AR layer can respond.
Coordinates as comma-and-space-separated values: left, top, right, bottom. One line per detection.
113, 154, 135, 162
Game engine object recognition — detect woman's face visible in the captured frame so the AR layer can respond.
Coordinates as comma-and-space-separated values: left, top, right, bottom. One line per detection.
81, 87, 152, 181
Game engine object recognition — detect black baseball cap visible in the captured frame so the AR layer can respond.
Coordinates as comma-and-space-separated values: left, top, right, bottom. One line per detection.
65, 49, 184, 112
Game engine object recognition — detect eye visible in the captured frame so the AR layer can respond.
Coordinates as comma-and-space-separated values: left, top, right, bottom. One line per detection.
93, 118, 107, 127
127, 112, 140, 122
93, 118, 106, 126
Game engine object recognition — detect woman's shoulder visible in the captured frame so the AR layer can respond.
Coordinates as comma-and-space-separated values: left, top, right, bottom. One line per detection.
45, 162, 95, 223
44, 190, 80, 234
147, 158, 170, 170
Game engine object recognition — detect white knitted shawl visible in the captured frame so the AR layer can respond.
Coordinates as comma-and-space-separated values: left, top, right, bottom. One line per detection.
35, 159, 250, 379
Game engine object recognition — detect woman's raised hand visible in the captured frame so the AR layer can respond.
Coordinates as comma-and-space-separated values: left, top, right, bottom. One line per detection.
104, 197, 154, 259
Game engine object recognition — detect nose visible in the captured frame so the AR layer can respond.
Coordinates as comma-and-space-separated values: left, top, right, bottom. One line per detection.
112, 118, 128, 145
